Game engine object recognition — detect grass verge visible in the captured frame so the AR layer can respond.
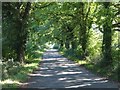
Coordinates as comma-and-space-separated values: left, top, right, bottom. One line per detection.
2, 50, 44, 88
59, 50, 119, 83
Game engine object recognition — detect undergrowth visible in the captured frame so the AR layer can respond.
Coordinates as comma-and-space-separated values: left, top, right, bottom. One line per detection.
2, 50, 44, 88
59, 48, 119, 83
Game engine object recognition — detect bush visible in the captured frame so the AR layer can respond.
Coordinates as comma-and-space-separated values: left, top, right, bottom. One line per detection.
2, 59, 22, 80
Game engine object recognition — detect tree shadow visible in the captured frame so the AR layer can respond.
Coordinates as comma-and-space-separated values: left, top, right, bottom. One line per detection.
21, 49, 118, 88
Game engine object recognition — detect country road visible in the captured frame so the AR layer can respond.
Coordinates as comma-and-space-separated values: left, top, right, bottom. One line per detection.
22, 49, 118, 89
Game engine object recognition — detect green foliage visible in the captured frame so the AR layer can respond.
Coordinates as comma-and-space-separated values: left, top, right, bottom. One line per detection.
2, 2, 120, 88
87, 29, 102, 64
2, 50, 43, 88
58, 2, 119, 83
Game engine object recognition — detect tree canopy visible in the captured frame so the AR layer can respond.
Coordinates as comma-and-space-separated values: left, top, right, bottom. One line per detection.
2, 2, 120, 83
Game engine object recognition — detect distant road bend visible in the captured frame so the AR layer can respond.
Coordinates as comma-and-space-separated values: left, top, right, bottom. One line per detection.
22, 49, 118, 89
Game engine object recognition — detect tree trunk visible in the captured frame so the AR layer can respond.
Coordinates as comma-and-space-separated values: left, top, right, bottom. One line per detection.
16, 43, 25, 64
71, 40, 76, 50
102, 22, 112, 66
60, 40, 64, 47
79, 2, 88, 58
102, 2, 112, 66
65, 40, 70, 49
16, 2, 31, 63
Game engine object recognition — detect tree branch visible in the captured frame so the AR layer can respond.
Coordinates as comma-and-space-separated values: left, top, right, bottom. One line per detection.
22, 2, 31, 20
85, 2, 91, 21
35, 3, 54, 9
112, 23, 120, 28
114, 29, 120, 32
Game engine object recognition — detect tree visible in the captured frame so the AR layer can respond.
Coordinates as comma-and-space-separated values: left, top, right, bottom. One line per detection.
15, 2, 31, 63
2, 2, 31, 63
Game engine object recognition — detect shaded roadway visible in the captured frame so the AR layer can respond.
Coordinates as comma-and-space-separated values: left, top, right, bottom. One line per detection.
22, 49, 118, 89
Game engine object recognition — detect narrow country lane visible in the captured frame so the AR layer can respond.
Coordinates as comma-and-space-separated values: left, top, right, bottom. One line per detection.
22, 49, 118, 89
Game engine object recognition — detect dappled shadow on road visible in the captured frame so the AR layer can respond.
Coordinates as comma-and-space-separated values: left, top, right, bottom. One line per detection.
22, 49, 118, 88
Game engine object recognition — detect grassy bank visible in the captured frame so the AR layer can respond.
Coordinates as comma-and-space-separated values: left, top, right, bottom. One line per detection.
2, 50, 44, 88
59, 50, 119, 83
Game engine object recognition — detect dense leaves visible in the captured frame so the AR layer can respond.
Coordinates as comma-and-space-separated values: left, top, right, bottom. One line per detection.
2, 2, 120, 85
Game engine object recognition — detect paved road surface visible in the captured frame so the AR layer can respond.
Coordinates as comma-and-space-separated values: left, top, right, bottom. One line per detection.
22, 49, 118, 89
